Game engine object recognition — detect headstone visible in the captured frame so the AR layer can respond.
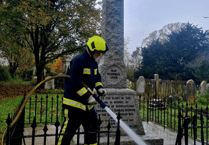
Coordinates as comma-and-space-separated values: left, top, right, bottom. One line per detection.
200, 81, 207, 95
136, 76, 145, 95
127, 79, 130, 88
206, 83, 209, 94
44, 76, 55, 89
32, 66, 36, 76
44, 69, 47, 77
62, 58, 71, 74
186, 79, 196, 105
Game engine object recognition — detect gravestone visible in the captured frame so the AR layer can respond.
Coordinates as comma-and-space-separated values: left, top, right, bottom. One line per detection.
200, 81, 207, 95
206, 83, 209, 94
44, 76, 55, 89
186, 79, 196, 105
62, 58, 71, 74
136, 76, 145, 95
95, 0, 145, 136
127, 79, 130, 88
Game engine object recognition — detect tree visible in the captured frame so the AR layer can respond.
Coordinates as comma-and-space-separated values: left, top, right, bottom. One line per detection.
131, 47, 142, 70
0, 0, 101, 84
141, 22, 186, 47
193, 60, 209, 83
135, 22, 208, 80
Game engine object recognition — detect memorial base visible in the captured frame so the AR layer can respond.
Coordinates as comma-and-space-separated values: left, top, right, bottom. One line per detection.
94, 88, 145, 136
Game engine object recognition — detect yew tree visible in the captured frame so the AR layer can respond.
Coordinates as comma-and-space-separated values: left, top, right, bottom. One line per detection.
0, 0, 101, 83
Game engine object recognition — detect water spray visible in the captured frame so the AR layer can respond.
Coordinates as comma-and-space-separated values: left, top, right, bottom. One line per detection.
82, 82, 147, 145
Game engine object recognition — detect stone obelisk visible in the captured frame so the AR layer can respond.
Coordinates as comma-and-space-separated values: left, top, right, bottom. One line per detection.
95, 0, 145, 136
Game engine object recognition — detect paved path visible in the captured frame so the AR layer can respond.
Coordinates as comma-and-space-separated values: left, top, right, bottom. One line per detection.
22, 121, 202, 145
142, 121, 201, 145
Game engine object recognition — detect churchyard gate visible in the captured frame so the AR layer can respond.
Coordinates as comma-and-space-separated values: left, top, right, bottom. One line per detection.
2, 76, 123, 145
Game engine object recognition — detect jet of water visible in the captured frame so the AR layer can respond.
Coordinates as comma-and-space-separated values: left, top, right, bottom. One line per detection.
104, 107, 147, 145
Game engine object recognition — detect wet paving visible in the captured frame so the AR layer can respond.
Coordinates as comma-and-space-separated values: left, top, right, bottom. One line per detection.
142, 121, 202, 145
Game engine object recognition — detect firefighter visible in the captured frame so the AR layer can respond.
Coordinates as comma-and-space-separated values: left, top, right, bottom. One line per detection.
57, 36, 109, 145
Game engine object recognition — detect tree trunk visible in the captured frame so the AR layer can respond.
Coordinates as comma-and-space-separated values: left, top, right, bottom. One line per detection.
36, 64, 45, 89
9, 62, 18, 78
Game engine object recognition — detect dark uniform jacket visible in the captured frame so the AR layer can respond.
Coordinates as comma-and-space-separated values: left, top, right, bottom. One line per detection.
63, 50, 103, 112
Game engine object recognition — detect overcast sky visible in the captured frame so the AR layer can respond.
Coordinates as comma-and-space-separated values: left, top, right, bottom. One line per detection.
124, 0, 209, 54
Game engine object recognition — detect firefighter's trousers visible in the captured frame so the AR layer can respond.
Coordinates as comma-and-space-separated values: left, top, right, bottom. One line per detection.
57, 108, 98, 145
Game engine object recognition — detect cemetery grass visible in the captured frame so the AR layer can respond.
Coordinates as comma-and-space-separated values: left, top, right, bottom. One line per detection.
140, 101, 209, 141
0, 93, 64, 139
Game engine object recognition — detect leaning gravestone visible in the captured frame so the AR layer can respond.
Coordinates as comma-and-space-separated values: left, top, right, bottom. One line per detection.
200, 81, 207, 95
186, 79, 196, 105
136, 76, 146, 95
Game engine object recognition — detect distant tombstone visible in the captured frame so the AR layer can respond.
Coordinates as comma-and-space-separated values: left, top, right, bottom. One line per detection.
200, 81, 207, 95
136, 76, 145, 95
62, 58, 71, 74
186, 79, 196, 105
45, 76, 55, 89
127, 79, 130, 88
32, 66, 36, 76
206, 83, 209, 94
44, 69, 47, 77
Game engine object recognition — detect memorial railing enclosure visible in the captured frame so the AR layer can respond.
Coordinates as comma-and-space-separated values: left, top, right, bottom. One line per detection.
130, 74, 209, 144
1, 75, 123, 145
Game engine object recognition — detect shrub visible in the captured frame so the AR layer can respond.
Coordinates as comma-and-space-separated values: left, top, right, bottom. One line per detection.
197, 94, 209, 105
0, 66, 11, 81
23, 69, 33, 81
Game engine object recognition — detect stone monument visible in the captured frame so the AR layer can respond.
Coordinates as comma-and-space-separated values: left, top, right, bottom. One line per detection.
186, 79, 196, 105
94, 0, 145, 136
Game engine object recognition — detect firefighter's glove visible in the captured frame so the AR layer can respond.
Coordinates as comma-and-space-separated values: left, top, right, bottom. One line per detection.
98, 88, 106, 96
87, 95, 97, 105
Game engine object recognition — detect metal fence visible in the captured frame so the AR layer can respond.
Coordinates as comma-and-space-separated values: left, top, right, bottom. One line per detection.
140, 95, 209, 145
2, 75, 122, 145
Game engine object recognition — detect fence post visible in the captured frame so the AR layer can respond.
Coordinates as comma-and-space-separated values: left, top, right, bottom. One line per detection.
200, 108, 204, 145
115, 111, 121, 145
183, 115, 190, 145
31, 117, 37, 145
192, 114, 197, 145
6, 114, 12, 145
43, 122, 48, 145
54, 116, 60, 144
175, 111, 183, 145
107, 120, 111, 145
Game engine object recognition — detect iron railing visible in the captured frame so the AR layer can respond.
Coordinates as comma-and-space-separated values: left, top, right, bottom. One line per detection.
140, 95, 209, 145
2, 75, 124, 145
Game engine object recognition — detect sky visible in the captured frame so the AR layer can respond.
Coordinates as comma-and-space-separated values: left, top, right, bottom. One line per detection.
124, 0, 209, 54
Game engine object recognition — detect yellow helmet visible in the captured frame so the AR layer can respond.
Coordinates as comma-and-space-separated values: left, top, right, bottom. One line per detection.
87, 36, 109, 56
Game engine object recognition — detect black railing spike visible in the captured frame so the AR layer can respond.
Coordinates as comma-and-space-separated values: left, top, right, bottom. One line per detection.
107, 119, 111, 145
54, 117, 60, 144
200, 107, 204, 145
43, 122, 48, 145
31, 117, 37, 145
6, 114, 12, 125
31, 117, 37, 129
115, 111, 121, 145
98, 114, 102, 126
6, 114, 11, 145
